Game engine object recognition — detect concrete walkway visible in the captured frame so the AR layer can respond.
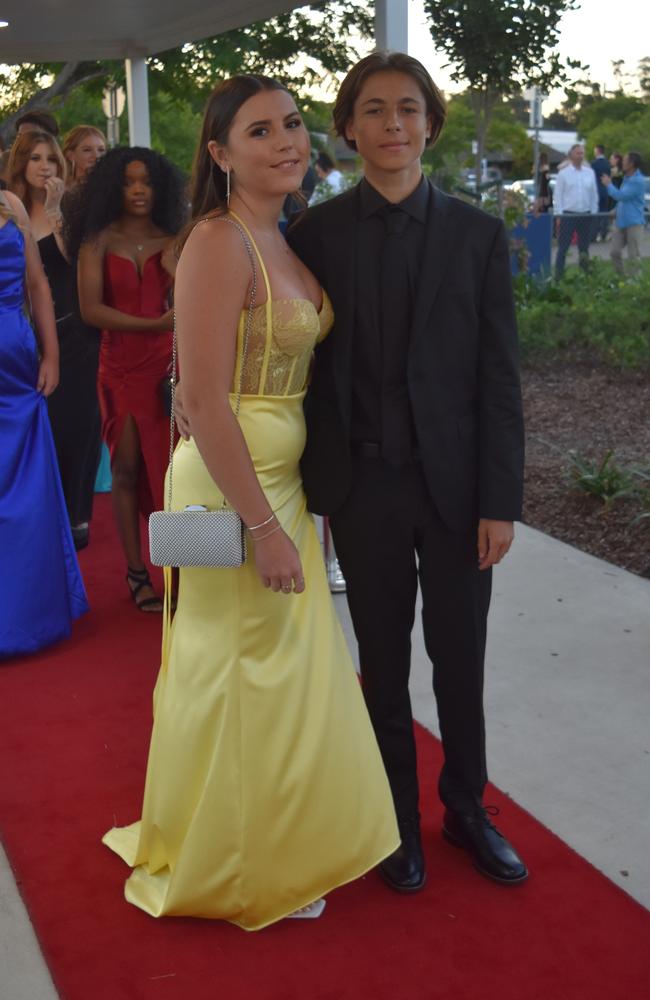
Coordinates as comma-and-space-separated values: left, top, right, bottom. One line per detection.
2, 524, 649, 999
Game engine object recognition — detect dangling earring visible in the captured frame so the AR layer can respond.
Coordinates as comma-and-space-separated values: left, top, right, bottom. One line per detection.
226, 167, 231, 207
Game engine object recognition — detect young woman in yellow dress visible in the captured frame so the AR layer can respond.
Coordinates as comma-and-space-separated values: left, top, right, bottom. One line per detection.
102, 75, 399, 930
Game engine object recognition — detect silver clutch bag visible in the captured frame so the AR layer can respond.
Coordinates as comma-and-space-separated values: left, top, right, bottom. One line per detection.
148, 216, 257, 569
149, 507, 246, 568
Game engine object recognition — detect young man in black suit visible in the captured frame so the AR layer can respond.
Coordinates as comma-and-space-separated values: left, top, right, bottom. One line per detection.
287, 52, 527, 891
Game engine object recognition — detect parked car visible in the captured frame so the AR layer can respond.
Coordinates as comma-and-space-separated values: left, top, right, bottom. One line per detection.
460, 166, 502, 187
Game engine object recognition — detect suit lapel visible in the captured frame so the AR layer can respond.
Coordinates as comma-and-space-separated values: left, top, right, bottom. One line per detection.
410, 181, 452, 348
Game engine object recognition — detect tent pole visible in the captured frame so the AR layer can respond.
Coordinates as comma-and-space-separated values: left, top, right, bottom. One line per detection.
375, 0, 409, 51
125, 56, 151, 147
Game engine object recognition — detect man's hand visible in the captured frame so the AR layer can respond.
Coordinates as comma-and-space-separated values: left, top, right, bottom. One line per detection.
601, 173, 611, 187
174, 381, 191, 440
477, 519, 514, 571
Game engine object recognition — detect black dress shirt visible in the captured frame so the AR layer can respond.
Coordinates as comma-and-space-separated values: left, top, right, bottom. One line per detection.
351, 176, 429, 460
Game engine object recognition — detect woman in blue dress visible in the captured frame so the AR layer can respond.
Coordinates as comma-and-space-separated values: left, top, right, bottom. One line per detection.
0, 189, 88, 658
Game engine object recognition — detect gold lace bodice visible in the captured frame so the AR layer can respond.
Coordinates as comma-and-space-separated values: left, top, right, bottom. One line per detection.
233, 293, 333, 397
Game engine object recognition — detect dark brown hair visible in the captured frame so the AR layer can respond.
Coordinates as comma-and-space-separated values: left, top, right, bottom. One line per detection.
189, 74, 291, 221
8, 129, 66, 213
16, 109, 59, 137
333, 51, 447, 151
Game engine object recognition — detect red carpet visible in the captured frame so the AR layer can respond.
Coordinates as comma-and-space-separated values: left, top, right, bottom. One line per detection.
1, 493, 649, 1000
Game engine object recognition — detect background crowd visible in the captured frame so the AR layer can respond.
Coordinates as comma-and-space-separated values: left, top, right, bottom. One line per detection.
0, 109, 191, 655
0, 103, 357, 657
533, 141, 646, 278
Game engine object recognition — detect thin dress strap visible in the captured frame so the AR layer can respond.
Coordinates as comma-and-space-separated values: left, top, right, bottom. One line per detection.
228, 211, 274, 394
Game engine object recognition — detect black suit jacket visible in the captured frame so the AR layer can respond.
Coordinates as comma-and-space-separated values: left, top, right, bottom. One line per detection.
288, 180, 524, 534
591, 156, 611, 209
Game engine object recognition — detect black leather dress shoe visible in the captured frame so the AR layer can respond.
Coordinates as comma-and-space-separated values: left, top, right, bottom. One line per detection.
442, 807, 528, 885
379, 817, 426, 893
71, 524, 89, 551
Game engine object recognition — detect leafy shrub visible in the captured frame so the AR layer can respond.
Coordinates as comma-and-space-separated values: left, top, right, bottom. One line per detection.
568, 451, 650, 515
515, 261, 650, 368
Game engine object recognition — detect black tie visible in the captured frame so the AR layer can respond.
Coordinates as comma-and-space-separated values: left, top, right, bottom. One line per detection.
379, 205, 412, 467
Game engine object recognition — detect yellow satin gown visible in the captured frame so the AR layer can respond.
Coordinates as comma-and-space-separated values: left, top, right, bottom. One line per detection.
103, 219, 399, 930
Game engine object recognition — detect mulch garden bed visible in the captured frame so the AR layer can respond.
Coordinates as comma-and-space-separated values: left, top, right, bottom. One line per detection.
521, 360, 650, 579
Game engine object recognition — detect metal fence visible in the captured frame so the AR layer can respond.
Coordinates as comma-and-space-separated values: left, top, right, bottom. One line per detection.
507, 209, 648, 279
453, 180, 647, 279
550, 210, 646, 277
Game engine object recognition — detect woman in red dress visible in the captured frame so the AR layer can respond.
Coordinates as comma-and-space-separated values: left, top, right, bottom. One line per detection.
66, 147, 186, 610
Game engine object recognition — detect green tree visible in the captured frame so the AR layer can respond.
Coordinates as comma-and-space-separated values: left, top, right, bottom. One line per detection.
639, 57, 650, 100
0, 1, 373, 148
543, 106, 575, 129
149, 93, 203, 173
423, 0, 581, 188
581, 106, 650, 165
422, 95, 475, 188
560, 78, 602, 127
488, 105, 533, 177
424, 93, 533, 189
577, 92, 646, 140
555, 83, 650, 163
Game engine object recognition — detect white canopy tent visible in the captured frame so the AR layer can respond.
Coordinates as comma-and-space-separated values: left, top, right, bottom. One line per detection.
0, 0, 408, 145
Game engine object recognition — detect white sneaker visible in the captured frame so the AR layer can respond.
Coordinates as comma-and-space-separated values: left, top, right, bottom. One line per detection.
287, 898, 326, 919
327, 557, 347, 593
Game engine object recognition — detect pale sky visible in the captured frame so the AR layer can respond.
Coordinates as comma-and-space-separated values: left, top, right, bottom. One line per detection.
406, 0, 648, 108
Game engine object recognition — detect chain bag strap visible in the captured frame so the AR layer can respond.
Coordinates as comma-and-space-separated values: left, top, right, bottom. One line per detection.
148, 214, 261, 570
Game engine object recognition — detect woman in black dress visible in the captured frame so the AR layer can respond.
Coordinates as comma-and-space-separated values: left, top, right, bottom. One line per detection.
608, 152, 624, 209
535, 152, 553, 214
8, 129, 101, 549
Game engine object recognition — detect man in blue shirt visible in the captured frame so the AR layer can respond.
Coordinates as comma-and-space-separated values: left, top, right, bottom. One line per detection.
602, 152, 646, 276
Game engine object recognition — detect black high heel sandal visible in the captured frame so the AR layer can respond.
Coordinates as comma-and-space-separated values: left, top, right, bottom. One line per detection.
126, 566, 163, 613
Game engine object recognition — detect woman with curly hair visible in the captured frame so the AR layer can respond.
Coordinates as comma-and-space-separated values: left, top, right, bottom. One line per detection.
67, 147, 187, 611
61, 125, 106, 188
9, 129, 103, 551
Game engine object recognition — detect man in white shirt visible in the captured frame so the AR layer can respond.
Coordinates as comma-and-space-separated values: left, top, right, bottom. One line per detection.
553, 143, 599, 277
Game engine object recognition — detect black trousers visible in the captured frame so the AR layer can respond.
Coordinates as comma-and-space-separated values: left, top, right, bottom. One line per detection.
47, 316, 102, 525
555, 211, 592, 276
329, 457, 491, 820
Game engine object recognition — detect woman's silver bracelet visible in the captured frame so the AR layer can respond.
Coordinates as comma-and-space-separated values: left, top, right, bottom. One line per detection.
251, 522, 282, 542
248, 511, 276, 532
